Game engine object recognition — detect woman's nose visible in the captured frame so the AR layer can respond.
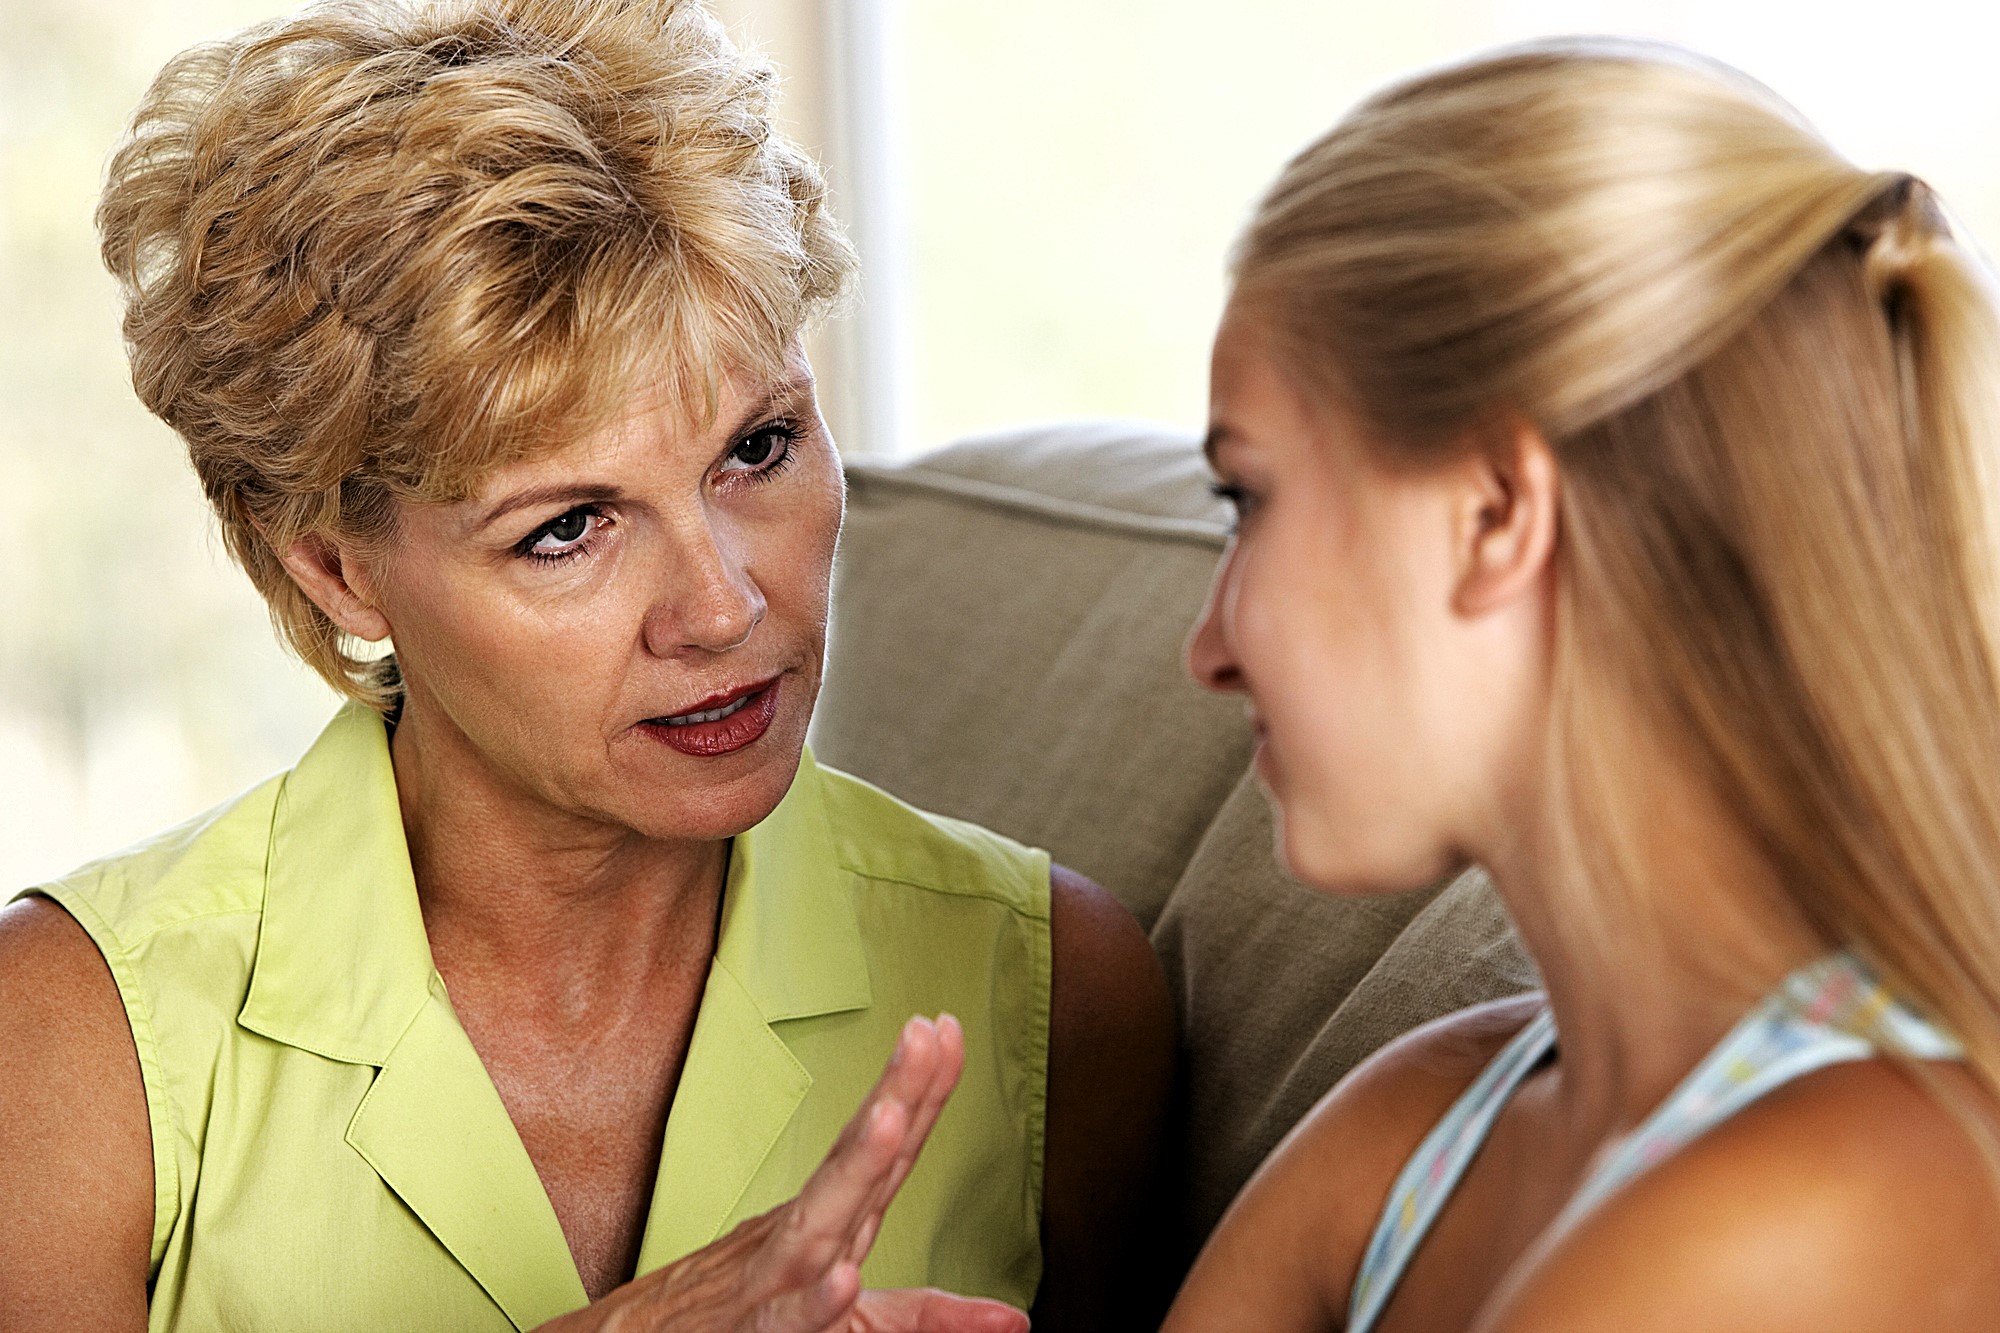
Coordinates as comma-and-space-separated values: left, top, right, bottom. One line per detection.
642, 516, 768, 657
1186, 551, 1247, 694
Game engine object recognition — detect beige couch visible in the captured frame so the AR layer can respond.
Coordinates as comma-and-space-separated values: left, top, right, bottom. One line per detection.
810, 420, 1536, 1266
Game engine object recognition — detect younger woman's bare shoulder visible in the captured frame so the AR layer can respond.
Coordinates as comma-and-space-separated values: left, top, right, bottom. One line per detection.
1273, 991, 1548, 1222
1163, 992, 1544, 1333
1482, 1057, 2000, 1333
0, 897, 153, 1327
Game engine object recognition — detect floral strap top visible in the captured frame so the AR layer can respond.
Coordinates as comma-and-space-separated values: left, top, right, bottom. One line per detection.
1345, 952, 1963, 1332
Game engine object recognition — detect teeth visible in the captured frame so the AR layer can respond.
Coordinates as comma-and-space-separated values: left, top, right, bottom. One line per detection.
660, 692, 754, 727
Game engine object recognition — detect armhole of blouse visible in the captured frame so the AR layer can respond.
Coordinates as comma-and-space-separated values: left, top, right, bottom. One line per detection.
1024, 845, 1055, 1241
26, 886, 183, 1280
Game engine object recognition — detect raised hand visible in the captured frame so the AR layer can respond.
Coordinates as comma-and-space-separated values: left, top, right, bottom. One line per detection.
537, 1014, 1027, 1333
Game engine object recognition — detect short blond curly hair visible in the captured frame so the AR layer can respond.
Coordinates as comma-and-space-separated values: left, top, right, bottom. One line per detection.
98, 0, 855, 707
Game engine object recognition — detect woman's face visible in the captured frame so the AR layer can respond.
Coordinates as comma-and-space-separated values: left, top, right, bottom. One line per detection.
353, 345, 843, 844
1187, 304, 1554, 892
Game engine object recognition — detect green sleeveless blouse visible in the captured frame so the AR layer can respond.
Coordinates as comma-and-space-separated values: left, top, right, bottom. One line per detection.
20, 703, 1051, 1330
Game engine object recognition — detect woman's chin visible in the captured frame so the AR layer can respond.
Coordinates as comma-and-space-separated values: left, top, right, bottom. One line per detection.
603, 714, 812, 844
1271, 799, 1458, 898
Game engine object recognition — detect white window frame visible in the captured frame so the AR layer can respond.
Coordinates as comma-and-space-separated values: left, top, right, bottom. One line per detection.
710, 0, 906, 458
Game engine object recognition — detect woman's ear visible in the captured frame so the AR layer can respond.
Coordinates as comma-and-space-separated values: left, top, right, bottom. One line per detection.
277, 535, 393, 643
1451, 415, 1560, 619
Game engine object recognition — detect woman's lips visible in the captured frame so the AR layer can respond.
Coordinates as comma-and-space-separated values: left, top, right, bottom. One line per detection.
638, 677, 782, 756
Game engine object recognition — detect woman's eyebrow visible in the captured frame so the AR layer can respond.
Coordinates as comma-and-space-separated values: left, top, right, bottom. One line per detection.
476, 482, 621, 531
728, 372, 817, 434
474, 374, 817, 529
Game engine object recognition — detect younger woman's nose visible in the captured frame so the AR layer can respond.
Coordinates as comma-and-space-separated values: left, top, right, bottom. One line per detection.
1187, 560, 1247, 694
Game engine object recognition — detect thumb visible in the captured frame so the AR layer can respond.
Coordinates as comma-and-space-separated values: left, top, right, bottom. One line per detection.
852, 1288, 1030, 1333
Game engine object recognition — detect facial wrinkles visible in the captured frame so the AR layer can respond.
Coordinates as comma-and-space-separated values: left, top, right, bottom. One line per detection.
618, 437, 838, 732
652, 494, 764, 656
458, 432, 717, 654
375, 390, 837, 834
515, 536, 634, 642
398, 489, 627, 672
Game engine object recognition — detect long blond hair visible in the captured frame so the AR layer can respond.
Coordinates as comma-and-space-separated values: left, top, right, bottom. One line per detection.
1233, 41, 2000, 1106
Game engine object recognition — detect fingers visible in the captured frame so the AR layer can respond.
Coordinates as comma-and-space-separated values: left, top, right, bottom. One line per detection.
796, 1015, 935, 1207
852, 1288, 1031, 1333
890, 1014, 964, 1186
785, 1091, 910, 1259
620, 1022, 978, 1333
844, 1017, 964, 1265
868, 1014, 956, 1133
769, 1016, 953, 1281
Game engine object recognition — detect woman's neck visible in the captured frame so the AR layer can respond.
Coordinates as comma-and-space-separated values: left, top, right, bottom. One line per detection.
1477, 734, 1829, 1139
388, 696, 728, 1022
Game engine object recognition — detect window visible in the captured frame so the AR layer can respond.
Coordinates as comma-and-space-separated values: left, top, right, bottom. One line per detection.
6, 0, 1999, 885
881, 0, 2000, 451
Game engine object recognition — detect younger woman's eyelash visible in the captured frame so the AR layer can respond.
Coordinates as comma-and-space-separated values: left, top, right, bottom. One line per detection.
1209, 481, 1255, 534
1210, 481, 1256, 515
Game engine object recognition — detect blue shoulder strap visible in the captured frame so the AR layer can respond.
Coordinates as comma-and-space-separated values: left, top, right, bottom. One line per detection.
1346, 1008, 1555, 1333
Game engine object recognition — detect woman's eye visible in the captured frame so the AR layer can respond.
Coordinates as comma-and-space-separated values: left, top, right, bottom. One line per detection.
720, 423, 800, 478
1210, 481, 1258, 529
518, 506, 603, 560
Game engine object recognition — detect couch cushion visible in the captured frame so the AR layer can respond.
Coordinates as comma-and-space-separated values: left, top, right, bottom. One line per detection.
1151, 771, 1536, 1252
813, 424, 1250, 929
812, 420, 1534, 1261
911, 420, 1232, 526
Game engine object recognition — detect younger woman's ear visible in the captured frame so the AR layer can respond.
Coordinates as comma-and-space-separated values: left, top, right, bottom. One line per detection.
276, 535, 393, 643
1451, 414, 1560, 618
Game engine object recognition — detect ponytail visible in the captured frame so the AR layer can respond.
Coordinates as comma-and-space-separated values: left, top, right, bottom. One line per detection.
1234, 41, 2000, 1134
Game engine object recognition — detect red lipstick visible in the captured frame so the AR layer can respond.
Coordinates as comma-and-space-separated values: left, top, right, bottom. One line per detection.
638, 675, 782, 757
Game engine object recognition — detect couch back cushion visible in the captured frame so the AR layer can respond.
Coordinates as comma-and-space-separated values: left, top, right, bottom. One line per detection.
813, 422, 1534, 1259
812, 422, 1251, 929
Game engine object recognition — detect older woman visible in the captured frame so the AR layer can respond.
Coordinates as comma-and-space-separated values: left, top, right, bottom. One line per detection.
0, 2, 1173, 1330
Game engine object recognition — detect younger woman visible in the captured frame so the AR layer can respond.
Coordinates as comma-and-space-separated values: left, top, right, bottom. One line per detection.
1169, 40, 2000, 1331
